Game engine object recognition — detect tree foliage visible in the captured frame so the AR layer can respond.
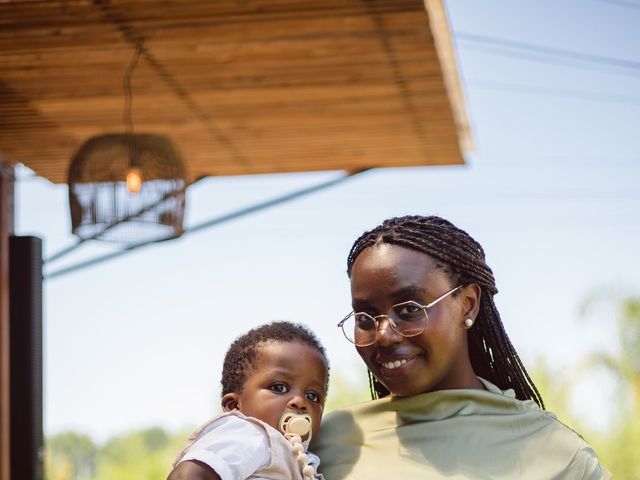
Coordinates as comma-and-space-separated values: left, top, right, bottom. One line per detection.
577, 294, 640, 478
94, 427, 185, 480
45, 427, 188, 480
45, 432, 97, 480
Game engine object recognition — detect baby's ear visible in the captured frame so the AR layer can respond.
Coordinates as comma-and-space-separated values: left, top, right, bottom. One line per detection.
221, 393, 240, 412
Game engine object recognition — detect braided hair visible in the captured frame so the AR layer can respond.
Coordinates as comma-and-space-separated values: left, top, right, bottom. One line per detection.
347, 215, 544, 408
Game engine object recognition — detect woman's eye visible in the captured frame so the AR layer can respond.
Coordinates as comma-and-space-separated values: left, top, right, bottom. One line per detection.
395, 303, 424, 320
355, 313, 376, 330
401, 305, 420, 314
269, 383, 289, 393
305, 391, 321, 403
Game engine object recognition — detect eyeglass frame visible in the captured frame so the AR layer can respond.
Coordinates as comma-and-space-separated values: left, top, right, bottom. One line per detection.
337, 284, 464, 346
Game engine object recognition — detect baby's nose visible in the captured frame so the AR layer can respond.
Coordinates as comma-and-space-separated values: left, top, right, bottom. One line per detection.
287, 394, 307, 412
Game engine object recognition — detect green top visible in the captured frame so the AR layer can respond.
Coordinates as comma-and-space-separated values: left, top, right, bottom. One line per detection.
312, 378, 611, 479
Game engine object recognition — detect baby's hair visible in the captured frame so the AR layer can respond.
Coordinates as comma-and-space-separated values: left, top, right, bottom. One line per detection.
221, 321, 329, 396
347, 215, 544, 408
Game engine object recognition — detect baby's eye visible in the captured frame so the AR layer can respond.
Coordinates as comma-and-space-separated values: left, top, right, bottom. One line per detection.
305, 391, 321, 403
269, 383, 289, 394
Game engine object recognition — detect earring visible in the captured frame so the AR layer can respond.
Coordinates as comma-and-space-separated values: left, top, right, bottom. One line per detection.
464, 318, 474, 328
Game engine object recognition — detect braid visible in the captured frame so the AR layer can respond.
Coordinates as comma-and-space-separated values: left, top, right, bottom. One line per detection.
348, 215, 544, 408
368, 369, 390, 399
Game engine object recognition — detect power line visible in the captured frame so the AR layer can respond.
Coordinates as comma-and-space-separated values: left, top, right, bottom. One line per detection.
45, 170, 366, 279
460, 44, 640, 78
594, 0, 640, 9
467, 79, 640, 106
455, 32, 640, 73
45, 181, 198, 264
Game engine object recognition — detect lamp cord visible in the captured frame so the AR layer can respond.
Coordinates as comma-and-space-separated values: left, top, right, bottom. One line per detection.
123, 40, 144, 167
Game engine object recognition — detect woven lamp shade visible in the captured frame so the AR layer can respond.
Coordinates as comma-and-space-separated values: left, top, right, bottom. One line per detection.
68, 133, 187, 243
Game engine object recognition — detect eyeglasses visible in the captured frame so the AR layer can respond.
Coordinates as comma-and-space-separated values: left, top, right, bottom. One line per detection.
337, 285, 463, 346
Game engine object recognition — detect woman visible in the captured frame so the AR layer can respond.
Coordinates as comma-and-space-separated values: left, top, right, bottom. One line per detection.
312, 215, 610, 479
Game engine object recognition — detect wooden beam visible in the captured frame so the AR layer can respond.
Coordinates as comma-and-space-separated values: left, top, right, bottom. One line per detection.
0, 160, 14, 480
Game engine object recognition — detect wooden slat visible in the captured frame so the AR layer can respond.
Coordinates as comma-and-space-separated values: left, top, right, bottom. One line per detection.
0, 0, 468, 183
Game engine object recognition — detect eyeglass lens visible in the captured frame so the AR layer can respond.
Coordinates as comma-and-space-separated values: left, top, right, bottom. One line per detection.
343, 301, 427, 345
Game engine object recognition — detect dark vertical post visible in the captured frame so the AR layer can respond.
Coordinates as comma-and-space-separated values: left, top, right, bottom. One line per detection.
0, 161, 14, 480
9, 236, 43, 480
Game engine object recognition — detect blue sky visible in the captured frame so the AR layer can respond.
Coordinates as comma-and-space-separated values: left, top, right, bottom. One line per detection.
15, 0, 640, 440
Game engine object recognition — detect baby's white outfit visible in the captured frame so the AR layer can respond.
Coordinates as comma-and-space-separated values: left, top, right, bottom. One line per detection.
173, 411, 322, 479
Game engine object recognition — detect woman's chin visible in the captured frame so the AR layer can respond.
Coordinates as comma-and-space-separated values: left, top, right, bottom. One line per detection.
375, 374, 431, 397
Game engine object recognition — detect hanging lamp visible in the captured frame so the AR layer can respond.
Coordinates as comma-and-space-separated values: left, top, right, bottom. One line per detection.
68, 41, 187, 243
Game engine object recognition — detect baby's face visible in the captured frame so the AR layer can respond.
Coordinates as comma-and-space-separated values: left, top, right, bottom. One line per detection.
229, 340, 328, 439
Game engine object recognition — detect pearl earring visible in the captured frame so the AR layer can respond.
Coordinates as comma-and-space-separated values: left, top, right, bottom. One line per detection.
464, 318, 474, 328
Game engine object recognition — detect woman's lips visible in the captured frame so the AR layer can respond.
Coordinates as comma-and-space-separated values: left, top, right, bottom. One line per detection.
381, 358, 408, 369
377, 355, 418, 376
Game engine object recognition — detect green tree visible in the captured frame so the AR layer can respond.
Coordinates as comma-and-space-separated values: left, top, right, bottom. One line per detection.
579, 293, 640, 479
45, 431, 97, 480
529, 358, 583, 430
94, 427, 184, 480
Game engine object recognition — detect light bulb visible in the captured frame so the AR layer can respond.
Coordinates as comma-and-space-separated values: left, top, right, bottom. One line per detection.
126, 167, 143, 193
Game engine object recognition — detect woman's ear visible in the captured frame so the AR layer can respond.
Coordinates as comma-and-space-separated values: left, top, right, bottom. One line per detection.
221, 393, 240, 412
461, 283, 481, 322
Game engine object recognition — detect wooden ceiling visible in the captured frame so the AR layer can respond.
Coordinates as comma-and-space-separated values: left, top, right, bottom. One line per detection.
0, 0, 470, 184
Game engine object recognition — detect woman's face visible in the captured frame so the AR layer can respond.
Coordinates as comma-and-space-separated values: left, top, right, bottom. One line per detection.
350, 243, 480, 397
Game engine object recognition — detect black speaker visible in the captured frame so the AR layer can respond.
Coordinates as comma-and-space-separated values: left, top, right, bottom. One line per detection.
9, 235, 43, 480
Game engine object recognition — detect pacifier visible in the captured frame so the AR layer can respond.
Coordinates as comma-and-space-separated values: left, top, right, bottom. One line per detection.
279, 412, 315, 479
279, 412, 312, 439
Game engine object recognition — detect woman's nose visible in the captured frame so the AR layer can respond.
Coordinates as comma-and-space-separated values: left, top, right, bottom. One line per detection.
374, 317, 403, 346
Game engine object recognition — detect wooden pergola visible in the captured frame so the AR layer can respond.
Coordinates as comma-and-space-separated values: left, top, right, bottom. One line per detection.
0, 1, 469, 478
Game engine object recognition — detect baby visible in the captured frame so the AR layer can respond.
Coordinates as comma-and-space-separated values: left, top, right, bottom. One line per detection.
168, 321, 329, 480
